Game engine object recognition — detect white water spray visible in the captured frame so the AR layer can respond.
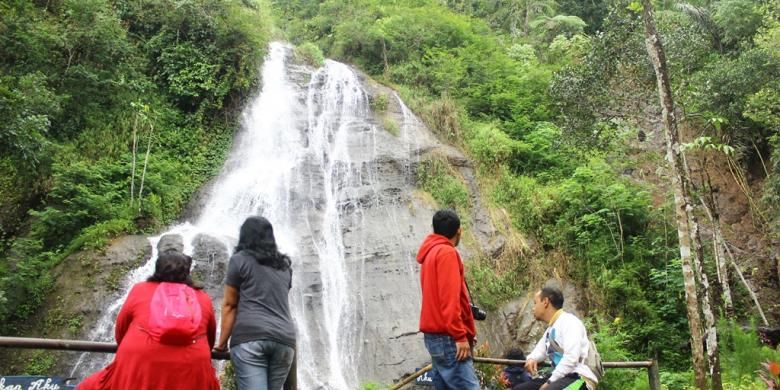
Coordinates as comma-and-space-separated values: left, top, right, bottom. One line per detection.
71, 42, 434, 388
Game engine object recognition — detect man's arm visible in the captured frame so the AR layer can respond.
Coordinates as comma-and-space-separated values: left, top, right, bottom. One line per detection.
435, 248, 468, 342
435, 248, 472, 360
524, 335, 547, 375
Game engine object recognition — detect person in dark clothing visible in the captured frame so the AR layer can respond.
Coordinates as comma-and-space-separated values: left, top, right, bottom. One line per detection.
501, 348, 533, 389
214, 216, 296, 390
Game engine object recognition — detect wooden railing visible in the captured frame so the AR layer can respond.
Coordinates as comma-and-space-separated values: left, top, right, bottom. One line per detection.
389, 357, 661, 390
0, 336, 294, 389
1, 336, 661, 390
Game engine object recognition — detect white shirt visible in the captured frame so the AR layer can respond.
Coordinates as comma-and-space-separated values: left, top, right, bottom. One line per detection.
527, 311, 597, 383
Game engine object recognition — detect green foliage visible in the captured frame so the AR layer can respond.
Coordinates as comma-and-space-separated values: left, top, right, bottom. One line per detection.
0, 72, 59, 168
590, 320, 647, 389
381, 117, 399, 137
467, 255, 523, 310
509, 123, 577, 180
44, 297, 84, 336
0, 0, 272, 332
294, 42, 325, 67
720, 320, 780, 386
557, 0, 609, 33
712, 0, 764, 48
464, 122, 516, 169
29, 161, 129, 248
683, 48, 780, 142
416, 157, 470, 213
24, 351, 56, 375
369, 93, 389, 113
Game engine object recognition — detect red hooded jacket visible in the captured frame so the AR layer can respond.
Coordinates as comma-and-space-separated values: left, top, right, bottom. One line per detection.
417, 233, 476, 343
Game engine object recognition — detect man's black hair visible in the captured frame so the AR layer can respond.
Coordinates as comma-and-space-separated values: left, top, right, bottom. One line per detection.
432, 209, 460, 239
540, 286, 564, 309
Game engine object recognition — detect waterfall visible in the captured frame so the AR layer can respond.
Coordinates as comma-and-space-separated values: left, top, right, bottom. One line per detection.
71, 42, 435, 388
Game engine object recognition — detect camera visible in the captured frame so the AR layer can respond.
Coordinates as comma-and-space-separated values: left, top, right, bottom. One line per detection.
470, 304, 487, 321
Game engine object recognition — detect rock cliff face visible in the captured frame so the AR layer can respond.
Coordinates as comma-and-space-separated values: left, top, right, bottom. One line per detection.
7, 43, 514, 388
49, 43, 506, 388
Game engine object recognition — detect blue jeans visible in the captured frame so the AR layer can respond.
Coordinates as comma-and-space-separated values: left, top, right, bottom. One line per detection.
423, 333, 481, 390
230, 339, 295, 390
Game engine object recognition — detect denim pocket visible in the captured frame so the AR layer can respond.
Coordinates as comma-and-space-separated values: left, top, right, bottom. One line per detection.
424, 334, 446, 359
424, 334, 457, 367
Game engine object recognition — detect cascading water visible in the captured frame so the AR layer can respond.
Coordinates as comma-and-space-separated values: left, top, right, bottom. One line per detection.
71, 42, 437, 388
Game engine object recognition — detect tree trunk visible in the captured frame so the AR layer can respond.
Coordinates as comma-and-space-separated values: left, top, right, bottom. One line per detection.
713, 228, 734, 315
697, 192, 734, 316
687, 200, 723, 390
137, 123, 154, 211
640, 1, 708, 387
524, 0, 531, 36
130, 114, 139, 206
381, 37, 390, 79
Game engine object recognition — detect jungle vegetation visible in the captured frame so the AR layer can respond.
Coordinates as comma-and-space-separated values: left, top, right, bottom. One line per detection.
1, 0, 779, 387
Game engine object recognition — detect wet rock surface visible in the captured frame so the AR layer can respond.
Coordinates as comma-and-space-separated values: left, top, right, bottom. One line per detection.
157, 233, 184, 253
190, 233, 229, 302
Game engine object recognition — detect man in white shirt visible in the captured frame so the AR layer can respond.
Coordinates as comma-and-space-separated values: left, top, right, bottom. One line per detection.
516, 287, 598, 390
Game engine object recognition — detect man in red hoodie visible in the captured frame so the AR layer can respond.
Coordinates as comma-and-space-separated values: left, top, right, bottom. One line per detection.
417, 209, 480, 389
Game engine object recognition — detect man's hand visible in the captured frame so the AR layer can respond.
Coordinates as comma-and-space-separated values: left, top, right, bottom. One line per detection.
455, 340, 472, 361
524, 358, 538, 376
212, 344, 228, 353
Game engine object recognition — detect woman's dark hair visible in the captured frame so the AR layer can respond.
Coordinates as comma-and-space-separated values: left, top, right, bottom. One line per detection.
148, 250, 202, 289
235, 216, 291, 270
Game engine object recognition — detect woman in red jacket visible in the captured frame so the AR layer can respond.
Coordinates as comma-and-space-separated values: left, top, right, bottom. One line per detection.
78, 251, 220, 390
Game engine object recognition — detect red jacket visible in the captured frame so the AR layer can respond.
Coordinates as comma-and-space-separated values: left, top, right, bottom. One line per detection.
417, 233, 476, 343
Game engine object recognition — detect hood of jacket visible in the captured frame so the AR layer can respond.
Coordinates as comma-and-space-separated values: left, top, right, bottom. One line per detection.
416, 233, 453, 264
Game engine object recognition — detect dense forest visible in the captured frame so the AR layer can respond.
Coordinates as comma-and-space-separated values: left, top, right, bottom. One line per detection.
2, 0, 779, 388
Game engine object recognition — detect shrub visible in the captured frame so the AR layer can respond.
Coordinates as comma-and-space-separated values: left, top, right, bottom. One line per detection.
416, 157, 470, 212
295, 42, 325, 67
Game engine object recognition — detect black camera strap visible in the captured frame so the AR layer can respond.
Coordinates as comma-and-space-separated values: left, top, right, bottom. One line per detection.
466, 282, 475, 303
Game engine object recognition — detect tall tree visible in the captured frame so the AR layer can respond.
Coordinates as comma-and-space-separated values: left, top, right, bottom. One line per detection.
641, 0, 722, 390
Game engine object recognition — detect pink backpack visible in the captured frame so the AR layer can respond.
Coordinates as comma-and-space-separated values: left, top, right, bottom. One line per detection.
146, 282, 203, 345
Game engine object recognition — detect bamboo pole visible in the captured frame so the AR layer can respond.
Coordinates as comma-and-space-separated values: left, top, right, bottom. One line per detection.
389, 364, 432, 390
0, 336, 232, 359
389, 358, 655, 389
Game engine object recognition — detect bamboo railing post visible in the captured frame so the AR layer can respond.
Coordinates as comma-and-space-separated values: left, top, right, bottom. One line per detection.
389, 364, 432, 390
648, 360, 661, 390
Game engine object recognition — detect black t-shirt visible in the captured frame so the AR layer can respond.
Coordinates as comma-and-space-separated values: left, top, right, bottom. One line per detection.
225, 251, 296, 348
